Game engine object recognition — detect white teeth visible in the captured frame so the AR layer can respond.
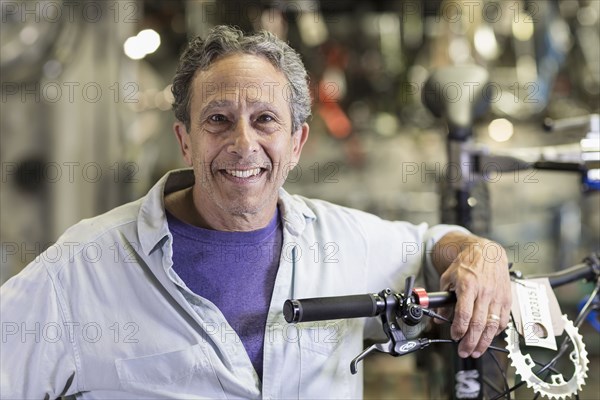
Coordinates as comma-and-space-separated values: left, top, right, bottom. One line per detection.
226, 168, 261, 178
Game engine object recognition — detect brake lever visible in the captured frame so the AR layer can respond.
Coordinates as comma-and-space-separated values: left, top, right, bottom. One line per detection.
350, 338, 433, 374
350, 341, 394, 374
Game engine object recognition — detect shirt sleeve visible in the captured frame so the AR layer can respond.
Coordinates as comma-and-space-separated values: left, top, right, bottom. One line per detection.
351, 208, 470, 292
1, 260, 80, 398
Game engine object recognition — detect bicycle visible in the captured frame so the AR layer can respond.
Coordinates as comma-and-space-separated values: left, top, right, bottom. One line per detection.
283, 253, 600, 400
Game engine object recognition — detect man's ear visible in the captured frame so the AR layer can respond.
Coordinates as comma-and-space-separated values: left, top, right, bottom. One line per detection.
173, 121, 193, 166
290, 122, 310, 166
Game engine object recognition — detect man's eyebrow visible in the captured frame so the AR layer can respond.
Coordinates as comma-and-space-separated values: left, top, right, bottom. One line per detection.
202, 99, 233, 111
198, 100, 233, 119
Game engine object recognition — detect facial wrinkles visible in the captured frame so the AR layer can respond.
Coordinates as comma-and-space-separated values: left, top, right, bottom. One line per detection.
198, 103, 277, 175
185, 54, 298, 224
196, 81, 292, 179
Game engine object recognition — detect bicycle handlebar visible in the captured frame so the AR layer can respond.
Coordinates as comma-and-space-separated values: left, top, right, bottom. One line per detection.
284, 258, 599, 323
525, 259, 599, 287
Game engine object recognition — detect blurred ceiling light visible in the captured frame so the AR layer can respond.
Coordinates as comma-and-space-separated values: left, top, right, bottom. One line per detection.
474, 25, 499, 60
512, 18, 534, 41
488, 118, 514, 142
123, 29, 161, 60
374, 112, 398, 137
124, 37, 146, 60
19, 26, 39, 45
297, 13, 328, 46
449, 37, 471, 64
137, 29, 161, 53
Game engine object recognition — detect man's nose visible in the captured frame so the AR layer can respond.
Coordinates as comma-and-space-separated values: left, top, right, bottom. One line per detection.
227, 119, 259, 157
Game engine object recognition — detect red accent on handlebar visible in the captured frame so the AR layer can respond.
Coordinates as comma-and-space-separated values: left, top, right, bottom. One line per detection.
413, 287, 429, 308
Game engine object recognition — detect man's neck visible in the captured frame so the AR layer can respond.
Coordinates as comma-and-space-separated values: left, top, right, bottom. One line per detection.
164, 187, 276, 232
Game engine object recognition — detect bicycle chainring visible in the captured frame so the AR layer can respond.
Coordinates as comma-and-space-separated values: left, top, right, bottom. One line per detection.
505, 315, 589, 399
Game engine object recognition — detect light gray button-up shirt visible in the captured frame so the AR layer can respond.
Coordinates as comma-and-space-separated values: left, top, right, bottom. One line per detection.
1, 169, 466, 399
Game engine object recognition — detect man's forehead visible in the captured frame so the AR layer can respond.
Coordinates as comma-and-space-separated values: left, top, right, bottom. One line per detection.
188, 54, 293, 109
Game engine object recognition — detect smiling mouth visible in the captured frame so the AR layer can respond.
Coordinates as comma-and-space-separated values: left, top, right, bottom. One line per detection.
225, 168, 262, 178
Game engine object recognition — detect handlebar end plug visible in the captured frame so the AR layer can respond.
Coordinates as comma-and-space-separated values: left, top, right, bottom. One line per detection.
283, 300, 301, 323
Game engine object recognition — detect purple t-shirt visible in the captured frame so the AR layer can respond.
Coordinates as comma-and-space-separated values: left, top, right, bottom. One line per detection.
167, 208, 283, 380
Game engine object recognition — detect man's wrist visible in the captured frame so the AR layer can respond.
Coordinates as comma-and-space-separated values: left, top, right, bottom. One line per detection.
432, 232, 504, 274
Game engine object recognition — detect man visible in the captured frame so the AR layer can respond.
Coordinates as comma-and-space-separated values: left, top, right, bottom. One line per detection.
0, 26, 511, 399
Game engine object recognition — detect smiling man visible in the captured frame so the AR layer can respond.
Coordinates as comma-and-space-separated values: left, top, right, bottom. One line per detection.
168, 52, 308, 231
0, 26, 511, 399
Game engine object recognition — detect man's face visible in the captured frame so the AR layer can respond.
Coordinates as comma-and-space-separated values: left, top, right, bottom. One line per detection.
173, 53, 309, 225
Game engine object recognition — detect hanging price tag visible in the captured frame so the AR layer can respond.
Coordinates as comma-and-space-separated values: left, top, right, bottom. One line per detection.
511, 278, 564, 350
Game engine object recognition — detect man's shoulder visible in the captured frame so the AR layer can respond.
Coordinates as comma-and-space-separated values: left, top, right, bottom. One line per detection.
282, 191, 432, 242
282, 191, 381, 230
290, 193, 371, 217
65, 168, 178, 243
44, 197, 146, 270
60, 197, 143, 242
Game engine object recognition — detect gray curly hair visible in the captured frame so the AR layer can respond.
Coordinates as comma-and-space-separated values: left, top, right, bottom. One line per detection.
171, 25, 311, 133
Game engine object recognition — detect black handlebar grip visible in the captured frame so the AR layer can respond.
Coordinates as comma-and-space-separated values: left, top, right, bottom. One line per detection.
283, 294, 381, 323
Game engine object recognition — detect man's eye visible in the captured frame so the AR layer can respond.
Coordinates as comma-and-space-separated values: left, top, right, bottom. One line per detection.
209, 114, 228, 123
257, 114, 274, 123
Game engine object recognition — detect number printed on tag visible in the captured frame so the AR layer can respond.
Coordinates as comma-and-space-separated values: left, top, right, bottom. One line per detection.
515, 280, 557, 350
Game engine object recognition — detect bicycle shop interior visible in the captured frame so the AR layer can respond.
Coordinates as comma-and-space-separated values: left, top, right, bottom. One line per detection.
1, 0, 599, 398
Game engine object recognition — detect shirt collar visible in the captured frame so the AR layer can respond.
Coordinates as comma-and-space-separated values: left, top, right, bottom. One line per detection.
277, 188, 316, 237
137, 168, 317, 255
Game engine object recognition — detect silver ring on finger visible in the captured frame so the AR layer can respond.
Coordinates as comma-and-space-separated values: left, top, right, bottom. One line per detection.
487, 314, 500, 323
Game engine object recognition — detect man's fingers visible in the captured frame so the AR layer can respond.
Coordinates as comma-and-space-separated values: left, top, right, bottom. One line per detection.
495, 303, 511, 336
451, 289, 477, 342
458, 301, 509, 357
469, 306, 502, 357
454, 283, 498, 357
456, 301, 489, 357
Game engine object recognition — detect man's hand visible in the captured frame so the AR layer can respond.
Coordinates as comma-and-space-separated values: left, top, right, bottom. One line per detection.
432, 232, 512, 358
